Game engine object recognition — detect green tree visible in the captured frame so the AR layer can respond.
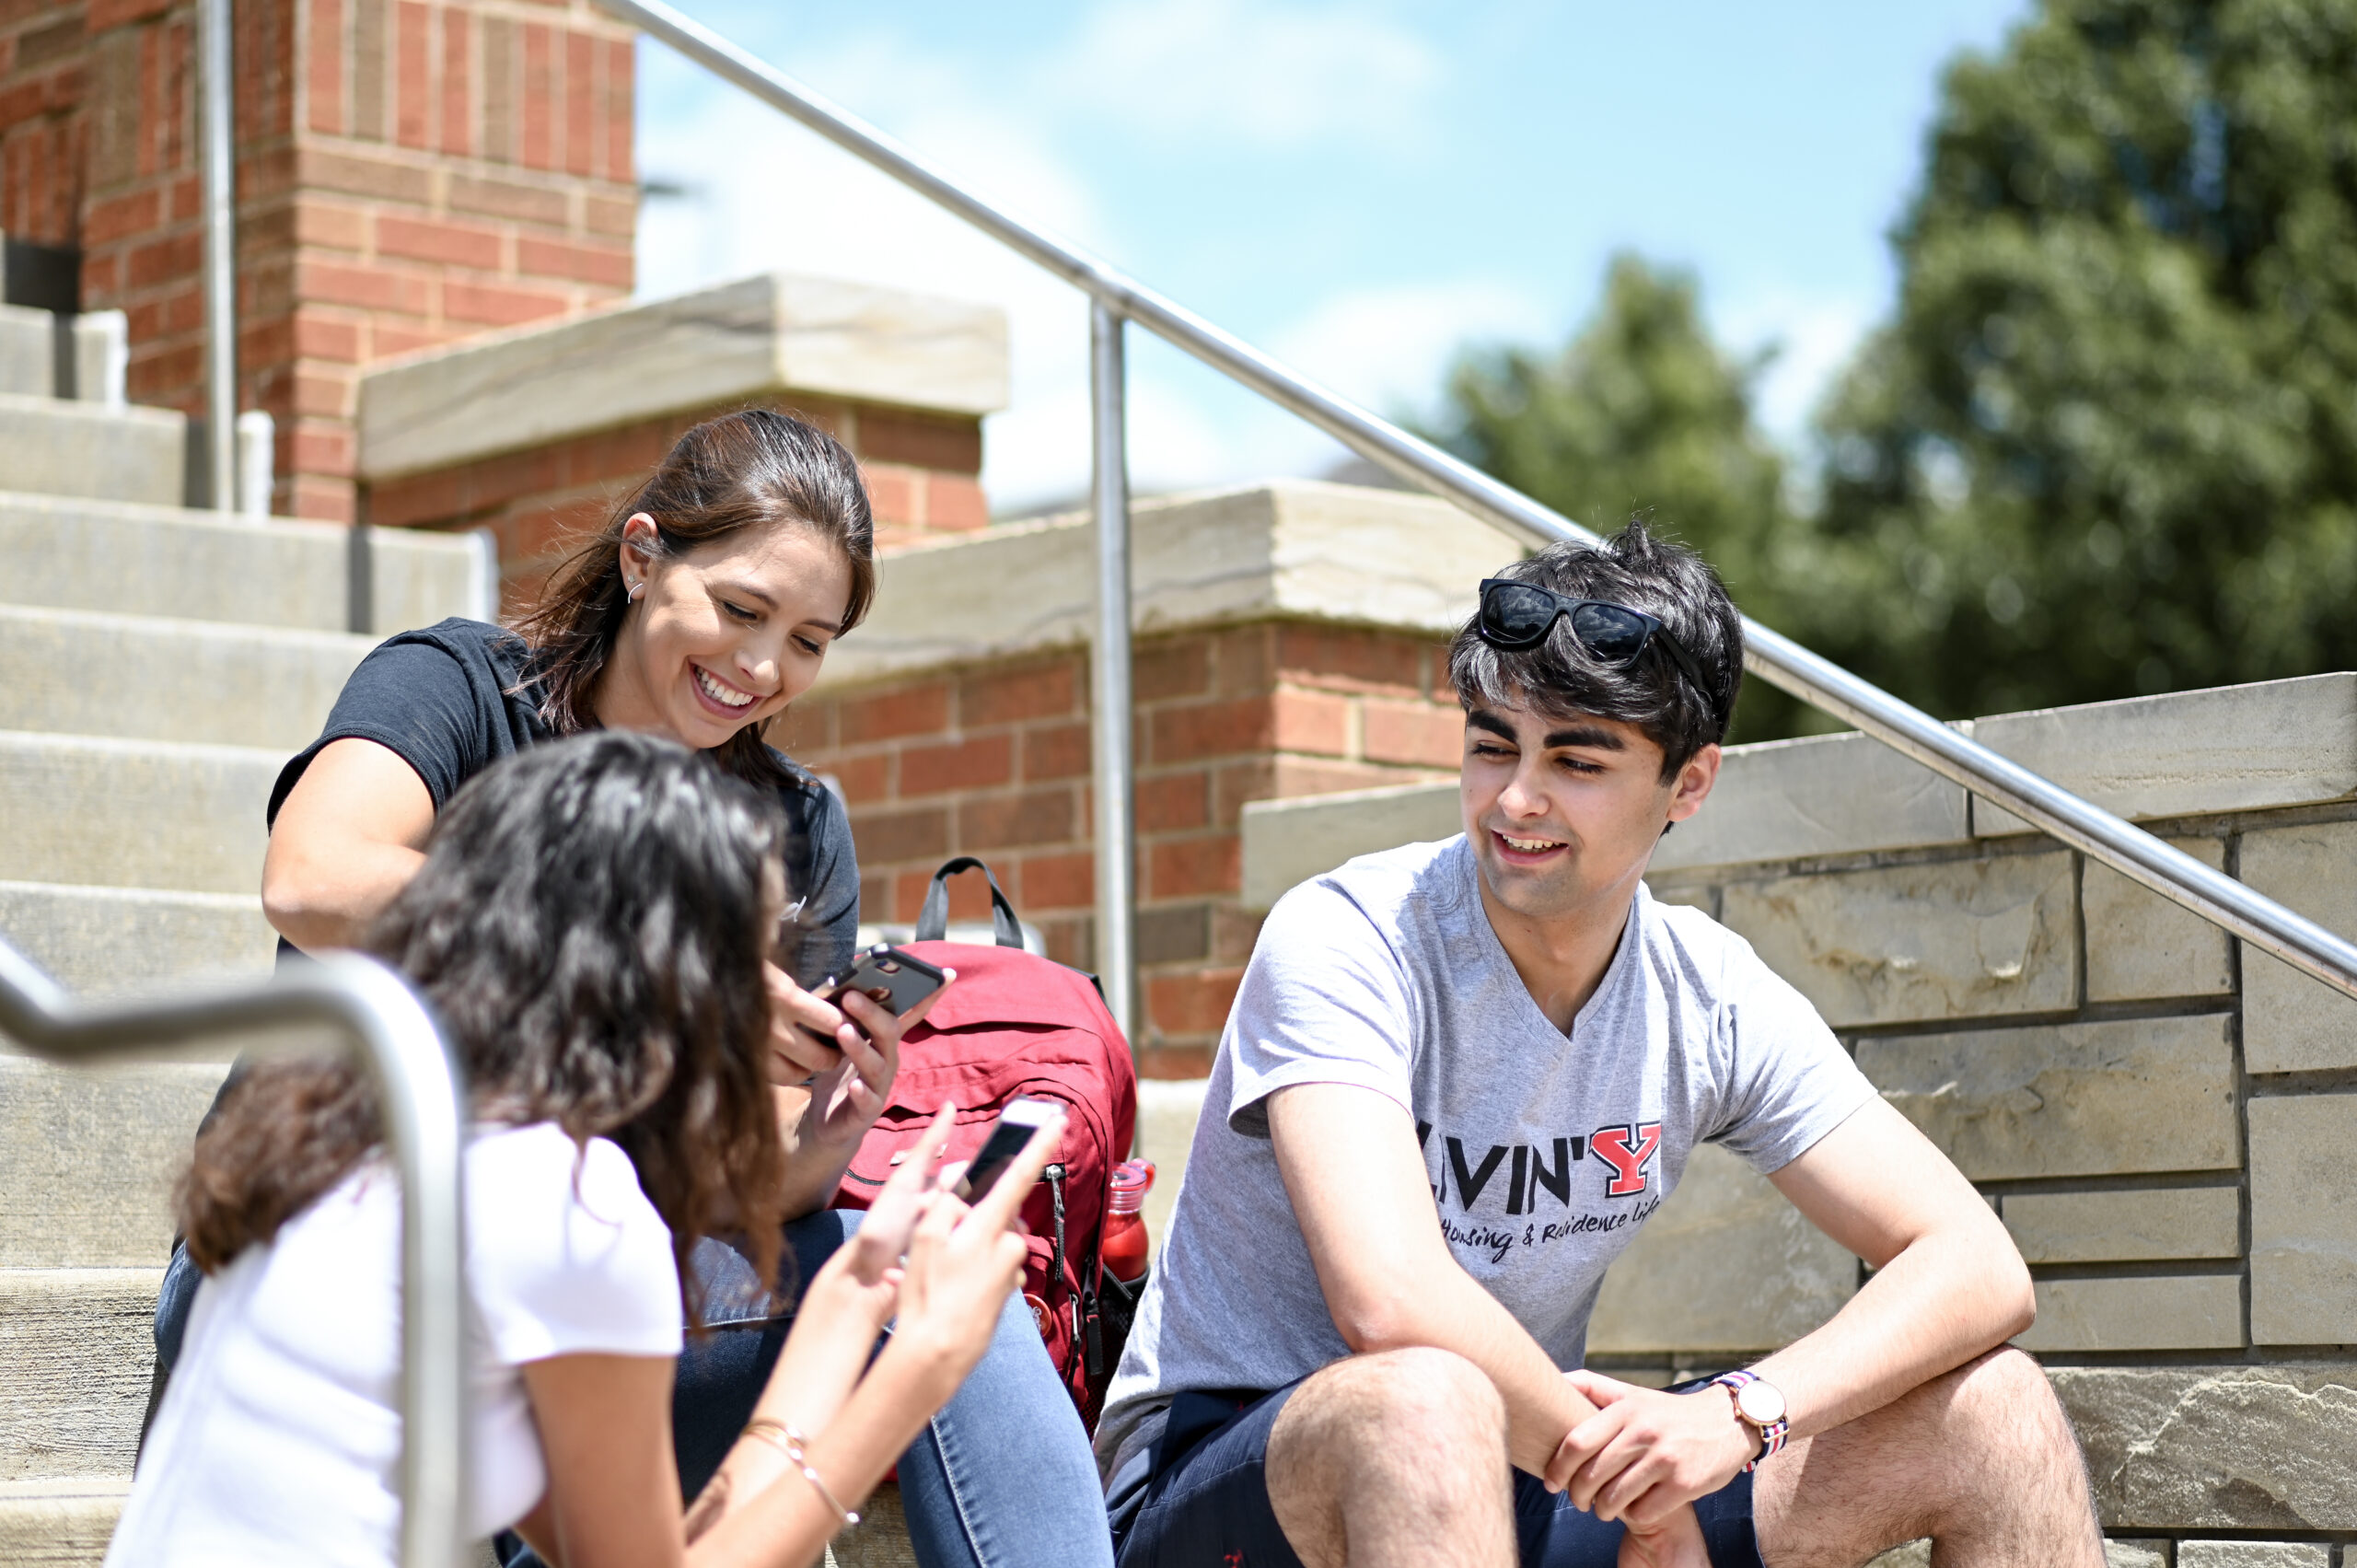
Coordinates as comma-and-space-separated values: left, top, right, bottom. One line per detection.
1425, 253, 1817, 739
1808, 0, 2357, 719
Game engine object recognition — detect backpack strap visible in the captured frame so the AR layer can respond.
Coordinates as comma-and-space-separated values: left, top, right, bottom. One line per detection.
914, 856, 1026, 948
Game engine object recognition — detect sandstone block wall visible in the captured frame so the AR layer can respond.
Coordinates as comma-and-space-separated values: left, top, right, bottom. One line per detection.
1489, 676, 2357, 1553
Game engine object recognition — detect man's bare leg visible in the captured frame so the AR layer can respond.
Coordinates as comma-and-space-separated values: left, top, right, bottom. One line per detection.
1264, 1347, 1516, 1568
1752, 1348, 2104, 1568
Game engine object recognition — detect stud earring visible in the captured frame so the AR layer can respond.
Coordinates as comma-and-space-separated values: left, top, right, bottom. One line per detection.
627, 582, 644, 602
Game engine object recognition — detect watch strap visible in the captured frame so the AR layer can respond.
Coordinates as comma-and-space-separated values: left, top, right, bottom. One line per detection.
1707, 1370, 1789, 1471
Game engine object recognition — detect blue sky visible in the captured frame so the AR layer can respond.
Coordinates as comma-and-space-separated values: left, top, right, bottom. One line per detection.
634, 0, 2032, 512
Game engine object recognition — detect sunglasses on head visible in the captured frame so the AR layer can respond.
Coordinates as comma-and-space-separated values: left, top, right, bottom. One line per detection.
1474, 577, 1716, 714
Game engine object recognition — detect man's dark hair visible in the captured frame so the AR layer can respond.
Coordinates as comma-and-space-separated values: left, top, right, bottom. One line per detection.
1447, 519, 1743, 777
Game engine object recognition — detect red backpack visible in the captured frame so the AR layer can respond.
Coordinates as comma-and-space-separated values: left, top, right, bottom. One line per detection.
830, 857, 1138, 1420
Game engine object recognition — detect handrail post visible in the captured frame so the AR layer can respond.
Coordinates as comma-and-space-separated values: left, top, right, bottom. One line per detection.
0, 943, 467, 1568
199, 0, 237, 514
1090, 299, 1139, 1063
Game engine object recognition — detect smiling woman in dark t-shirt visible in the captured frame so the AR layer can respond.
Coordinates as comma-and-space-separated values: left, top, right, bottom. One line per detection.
170, 409, 1116, 1568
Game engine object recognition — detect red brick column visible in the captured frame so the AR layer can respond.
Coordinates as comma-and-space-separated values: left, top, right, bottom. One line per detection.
1, 2, 89, 247
30, 0, 634, 518
784, 623, 1467, 1078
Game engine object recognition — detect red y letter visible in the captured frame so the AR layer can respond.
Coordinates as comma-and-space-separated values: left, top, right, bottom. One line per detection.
1590, 1122, 1662, 1197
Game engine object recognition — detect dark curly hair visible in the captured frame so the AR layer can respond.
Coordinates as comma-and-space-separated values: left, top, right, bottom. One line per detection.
514, 407, 877, 794
1448, 519, 1744, 778
177, 731, 791, 1326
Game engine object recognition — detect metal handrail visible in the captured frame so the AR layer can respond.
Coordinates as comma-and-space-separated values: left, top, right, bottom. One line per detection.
198, 0, 237, 513
598, 0, 2357, 1006
0, 939, 467, 1568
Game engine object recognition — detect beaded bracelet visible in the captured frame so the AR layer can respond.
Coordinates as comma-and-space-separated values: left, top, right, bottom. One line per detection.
742, 1417, 861, 1528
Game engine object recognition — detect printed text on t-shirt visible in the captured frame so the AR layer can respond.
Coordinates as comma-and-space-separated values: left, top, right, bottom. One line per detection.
1416, 1120, 1663, 1211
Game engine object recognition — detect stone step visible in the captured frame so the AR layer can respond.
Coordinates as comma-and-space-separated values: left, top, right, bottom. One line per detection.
0, 1479, 129, 1568
0, 605, 371, 749
0, 1056, 232, 1270
0, 395, 184, 508
0, 730, 277, 895
0, 1270, 158, 1484
0, 490, 489, 633
0, 881, 276, 999
0, 307, 50, 400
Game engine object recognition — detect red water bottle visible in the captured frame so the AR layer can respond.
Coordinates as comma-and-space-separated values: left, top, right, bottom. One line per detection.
1101, 1159, 1155, 1283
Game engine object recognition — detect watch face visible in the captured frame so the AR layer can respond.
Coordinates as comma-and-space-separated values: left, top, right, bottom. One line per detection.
1736, 1380, 1787, 1427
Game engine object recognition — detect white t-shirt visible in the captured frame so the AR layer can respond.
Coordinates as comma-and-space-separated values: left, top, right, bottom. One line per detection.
1096, 835, 1876, 1476
108, 1122, 684, 1567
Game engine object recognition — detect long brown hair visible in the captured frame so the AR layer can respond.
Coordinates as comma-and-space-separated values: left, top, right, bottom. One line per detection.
177, 732, 792, 1324
515, 408, 877, 792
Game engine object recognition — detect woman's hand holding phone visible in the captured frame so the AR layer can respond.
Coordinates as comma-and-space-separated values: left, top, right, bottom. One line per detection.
883, 1109, 1064, 1401
765, 961, 955, 1219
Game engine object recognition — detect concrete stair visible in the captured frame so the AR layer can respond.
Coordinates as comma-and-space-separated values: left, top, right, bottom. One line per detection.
0, 606, 369, 749
0, 300, 482, 1562
0, 492, 486, 633
0, 396, 184, 508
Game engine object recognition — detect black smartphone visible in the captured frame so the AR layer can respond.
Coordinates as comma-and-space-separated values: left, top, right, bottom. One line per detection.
958, 1097, 1059, 1202
820, 944, 948, 1017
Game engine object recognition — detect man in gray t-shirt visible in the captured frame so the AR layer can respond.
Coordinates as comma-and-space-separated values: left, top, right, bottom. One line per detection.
1100, 525, 2104, 1568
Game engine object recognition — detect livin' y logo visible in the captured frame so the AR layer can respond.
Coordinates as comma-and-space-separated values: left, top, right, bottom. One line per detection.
1589, 1122, 1663, 1197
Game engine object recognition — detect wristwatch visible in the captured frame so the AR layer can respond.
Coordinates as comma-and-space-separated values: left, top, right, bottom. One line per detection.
1708, 1370, 1789, 1471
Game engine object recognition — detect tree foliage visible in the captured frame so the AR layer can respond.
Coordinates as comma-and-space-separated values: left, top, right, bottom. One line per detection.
1810, 0, 2357, 719
1432, 0, 2357, 733
1424, 254, 1815, 739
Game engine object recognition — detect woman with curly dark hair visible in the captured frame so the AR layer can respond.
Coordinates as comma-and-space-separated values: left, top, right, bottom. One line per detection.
111, 732, 1060, 1566
146, 410, 1117, 1568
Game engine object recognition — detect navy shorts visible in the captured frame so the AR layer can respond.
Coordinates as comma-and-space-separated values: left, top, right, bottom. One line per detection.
1109, 1376, 1764, 1568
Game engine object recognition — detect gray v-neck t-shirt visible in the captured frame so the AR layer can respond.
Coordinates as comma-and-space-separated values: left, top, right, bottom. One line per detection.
1096, 834, 1875, 1478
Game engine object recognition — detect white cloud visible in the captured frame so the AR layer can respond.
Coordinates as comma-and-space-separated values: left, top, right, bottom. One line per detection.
1050, 0, 1441, 151
635, 45, 1102, 509
1271, 279, 1555, 421
632, 17, 1478, 514
1713, 288, 1876, 447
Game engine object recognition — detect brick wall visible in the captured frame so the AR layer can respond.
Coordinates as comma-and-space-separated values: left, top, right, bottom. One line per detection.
368, 395, 991, 612
1, 1, 88, 247
6, 0, 635, 518
782, 621, 1466, 1078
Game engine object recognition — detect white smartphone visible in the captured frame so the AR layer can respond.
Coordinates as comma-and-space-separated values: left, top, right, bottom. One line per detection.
956, 1098, 1058, 1201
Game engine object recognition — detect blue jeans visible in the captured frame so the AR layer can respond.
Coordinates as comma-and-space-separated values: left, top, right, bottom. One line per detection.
153, 1209, 1114, 1568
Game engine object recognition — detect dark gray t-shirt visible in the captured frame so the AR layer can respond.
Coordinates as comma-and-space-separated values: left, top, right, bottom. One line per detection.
1096, 834, 1875, 1477
264, 617, 861, 988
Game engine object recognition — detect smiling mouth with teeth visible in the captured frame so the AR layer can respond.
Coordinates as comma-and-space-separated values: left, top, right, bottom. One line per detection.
1498, 832, 1564, 854
694, 666, 757, 709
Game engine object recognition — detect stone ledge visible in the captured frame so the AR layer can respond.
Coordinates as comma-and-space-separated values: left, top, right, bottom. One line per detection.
357, 272, 1011, 481
1240, 782, 1460, 911
1651, 729, 1969, 872
811, 480, 1519, 695
1971, 673, 2357, 834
